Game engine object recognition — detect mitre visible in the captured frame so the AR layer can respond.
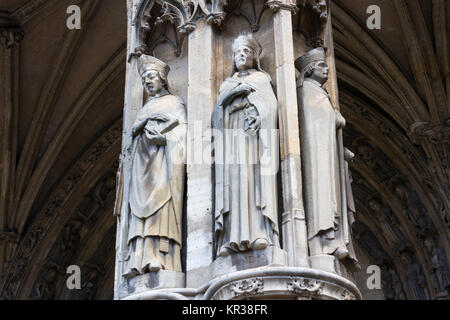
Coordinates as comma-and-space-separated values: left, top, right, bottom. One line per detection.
232, 34, 262, 56
137, 54, 170, 78
295, 47, 326, 72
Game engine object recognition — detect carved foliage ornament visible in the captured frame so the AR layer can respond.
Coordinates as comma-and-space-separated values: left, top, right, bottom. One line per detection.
287, 277, 325, 296
341, 289, 356, 300
230, 278, 264, 296
134, 0, 228, 34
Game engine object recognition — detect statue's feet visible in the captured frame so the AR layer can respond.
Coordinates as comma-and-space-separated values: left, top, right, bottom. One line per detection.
253, 238, 268, 250
334, 246, 350, 260
122, 268, 139, 279
149, 262, 163, 272
218, 247, 233, 257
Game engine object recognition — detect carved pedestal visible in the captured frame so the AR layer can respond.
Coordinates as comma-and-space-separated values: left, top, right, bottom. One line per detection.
119, 270, 184, 299
206, 267, 361, 300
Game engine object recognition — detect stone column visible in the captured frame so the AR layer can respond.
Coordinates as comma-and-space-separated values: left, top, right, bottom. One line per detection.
0, 14, 23, 280
323, 12, 340, 110
270, 1, 309, 267
185, 19, 216, 288
114, 0, 144, 299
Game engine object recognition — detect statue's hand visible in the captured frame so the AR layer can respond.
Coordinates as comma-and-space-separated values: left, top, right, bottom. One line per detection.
235, 83, 255, 96
335, 110, 346, 129
244, 106, 261, 136
222, 84, 255, 107
146, 127, 167, 146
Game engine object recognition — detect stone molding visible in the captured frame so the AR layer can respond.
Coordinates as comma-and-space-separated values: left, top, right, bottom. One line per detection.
120, 267, 362, 300
1, 122, 121, 299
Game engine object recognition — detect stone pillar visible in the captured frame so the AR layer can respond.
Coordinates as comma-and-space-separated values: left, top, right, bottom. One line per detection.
0, 13, 23, 281
185, 19, 215, 288
114, 0, 144, 299
323, 12, 340, 110
270, 2, 309, 267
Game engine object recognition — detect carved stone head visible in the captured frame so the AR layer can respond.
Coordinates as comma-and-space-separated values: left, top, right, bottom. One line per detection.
399, 251, 412, 265
368, 198, 381, 212
295, 47, 328, 87
231, 34, 263, 74
137, 54, 170, 96
424, 237, 435, 254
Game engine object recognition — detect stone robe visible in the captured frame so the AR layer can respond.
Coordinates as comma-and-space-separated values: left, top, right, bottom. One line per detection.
213, 69, 279, 254
124, 93, 186, 276
297, 78, 340, 255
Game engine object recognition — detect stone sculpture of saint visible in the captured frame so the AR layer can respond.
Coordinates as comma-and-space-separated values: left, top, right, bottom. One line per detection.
368, 197, 407, 246
213, 35, 280, 257
424, 237, 449, 295
123, 55, 186, 277
295, 47, 352, 271
400, 251, 429, 300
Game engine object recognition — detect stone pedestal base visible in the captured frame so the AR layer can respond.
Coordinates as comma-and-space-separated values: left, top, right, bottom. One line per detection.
204, 267, 361, 300
118, 270, 185, 299
213, 246, 287, 278
120, 266, 361, 300
309, 255, 336, 273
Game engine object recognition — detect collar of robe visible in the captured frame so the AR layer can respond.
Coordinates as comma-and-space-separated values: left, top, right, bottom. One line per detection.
147, 89, 170, 101
303, 78, 332, 100
234, 68, 258, 78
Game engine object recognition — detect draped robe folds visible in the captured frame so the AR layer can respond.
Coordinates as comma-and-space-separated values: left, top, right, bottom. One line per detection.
125, 93, 186, 276
297, 79, 340, 255
213, 70, 280, 254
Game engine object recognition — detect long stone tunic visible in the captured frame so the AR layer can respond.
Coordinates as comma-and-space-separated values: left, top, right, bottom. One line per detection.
124, 93, 186, 275
297, 78, 339, 254
213, 70, 279, 254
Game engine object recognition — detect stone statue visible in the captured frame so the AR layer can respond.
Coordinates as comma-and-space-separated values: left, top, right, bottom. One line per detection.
381, 264, 406, 300
213, 34, 280, 257
123, 55, 187, 277
399, 251, 429, 300
341, 149, 360, 270
295, 47, 350, 271
424, 237, 449, 295
30, 264, 60, 300
368, 198, 407, 246
393, 180, 429, 233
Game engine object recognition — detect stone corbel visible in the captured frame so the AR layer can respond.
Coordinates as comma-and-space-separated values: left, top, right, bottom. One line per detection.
200, 0, 228, 26
0, 12, 23, 49
0, 28, 23, 49
266, 0, 299, 14
299, 0, 328, 23
296, 0, 329, 48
